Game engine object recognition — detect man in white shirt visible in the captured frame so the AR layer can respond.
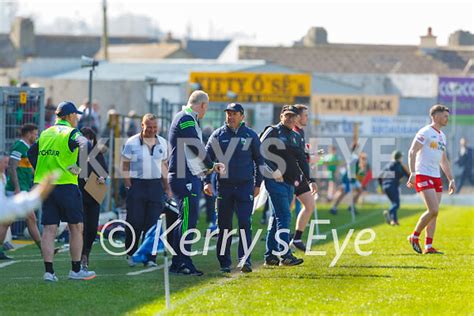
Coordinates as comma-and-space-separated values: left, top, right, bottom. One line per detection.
407, 104, 455, 254
122, 113, 171, 267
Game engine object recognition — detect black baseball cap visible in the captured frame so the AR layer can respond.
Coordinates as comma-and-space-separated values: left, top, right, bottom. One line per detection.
281, 105, 299, 116
55, 101, 83, 116
224, 103, 244, 114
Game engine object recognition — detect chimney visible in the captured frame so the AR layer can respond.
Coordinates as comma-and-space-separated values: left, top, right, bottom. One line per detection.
419, 27, 437, 48
10, 17, 35, 58
162, 31, 181, 46
302, 27, 328, 47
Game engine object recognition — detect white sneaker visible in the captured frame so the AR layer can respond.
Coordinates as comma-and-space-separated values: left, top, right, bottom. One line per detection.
145, 261, 158, 268
68, 269, 96, 280
127, 256, 136, 267
43, 272, 58, 282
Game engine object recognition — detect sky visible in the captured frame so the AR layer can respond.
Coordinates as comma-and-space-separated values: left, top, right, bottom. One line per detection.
11, 0, 474, 46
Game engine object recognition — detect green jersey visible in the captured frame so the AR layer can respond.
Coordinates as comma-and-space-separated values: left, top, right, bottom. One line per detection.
6, 139, 34, 191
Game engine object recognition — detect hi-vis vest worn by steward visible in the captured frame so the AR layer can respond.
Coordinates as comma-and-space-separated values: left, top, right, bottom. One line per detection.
34, 120, 80, 185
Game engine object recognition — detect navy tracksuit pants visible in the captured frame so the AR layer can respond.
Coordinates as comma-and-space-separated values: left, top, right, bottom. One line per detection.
169, 176, 202, 268
383, 185, 400, 222
125, 179, 164, 259
216, 181, 254, 268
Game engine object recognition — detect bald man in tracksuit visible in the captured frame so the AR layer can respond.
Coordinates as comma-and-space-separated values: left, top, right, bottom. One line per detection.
168, 90, 224, 276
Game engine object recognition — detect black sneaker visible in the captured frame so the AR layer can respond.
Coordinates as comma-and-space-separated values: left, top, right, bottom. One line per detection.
220, 266, 231, 273
169, 263, 180, 274
280, 254, 304, 266
330, 208, 337, 215
0, 252, 13, 260
178, 265, 204, 276
264, 255, 280, 266
290, 239, 306, 251
240, 263, 252, 273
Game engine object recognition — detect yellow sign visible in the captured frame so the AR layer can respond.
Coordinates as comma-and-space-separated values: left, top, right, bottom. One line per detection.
312, 94, 399, 116
19, 91, 27, 105
189, 72, 311, 103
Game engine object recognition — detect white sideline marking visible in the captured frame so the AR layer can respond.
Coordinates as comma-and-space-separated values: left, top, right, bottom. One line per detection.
127, 264, 167, 276
0, 260, 20, 269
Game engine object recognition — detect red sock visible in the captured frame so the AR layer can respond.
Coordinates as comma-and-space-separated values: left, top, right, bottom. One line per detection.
425, 237, 433, 246
412, 231, 421, 239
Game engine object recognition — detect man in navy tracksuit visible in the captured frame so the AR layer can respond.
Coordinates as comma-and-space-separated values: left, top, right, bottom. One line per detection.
203, 103, 264, 274
168, 90, 225, 276
379, 150, 410, 226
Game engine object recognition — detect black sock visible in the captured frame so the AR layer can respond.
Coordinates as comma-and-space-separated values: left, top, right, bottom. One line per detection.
294, 230, 303, 241
72, 261, 81, 273
44, 262, 54, 274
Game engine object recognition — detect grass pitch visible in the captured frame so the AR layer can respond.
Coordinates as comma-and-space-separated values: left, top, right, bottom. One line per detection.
0, 202, 472, 315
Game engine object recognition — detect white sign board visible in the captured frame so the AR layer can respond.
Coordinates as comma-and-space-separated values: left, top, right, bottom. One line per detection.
314, 115, 429, 137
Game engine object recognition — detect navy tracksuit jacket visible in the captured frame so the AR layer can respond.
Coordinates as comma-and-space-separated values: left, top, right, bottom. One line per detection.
205, 122, 264, 267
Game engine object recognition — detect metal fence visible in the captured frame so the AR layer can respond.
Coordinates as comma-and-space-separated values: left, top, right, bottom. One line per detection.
0, 87, 45, 153
0, 86, 45, 238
